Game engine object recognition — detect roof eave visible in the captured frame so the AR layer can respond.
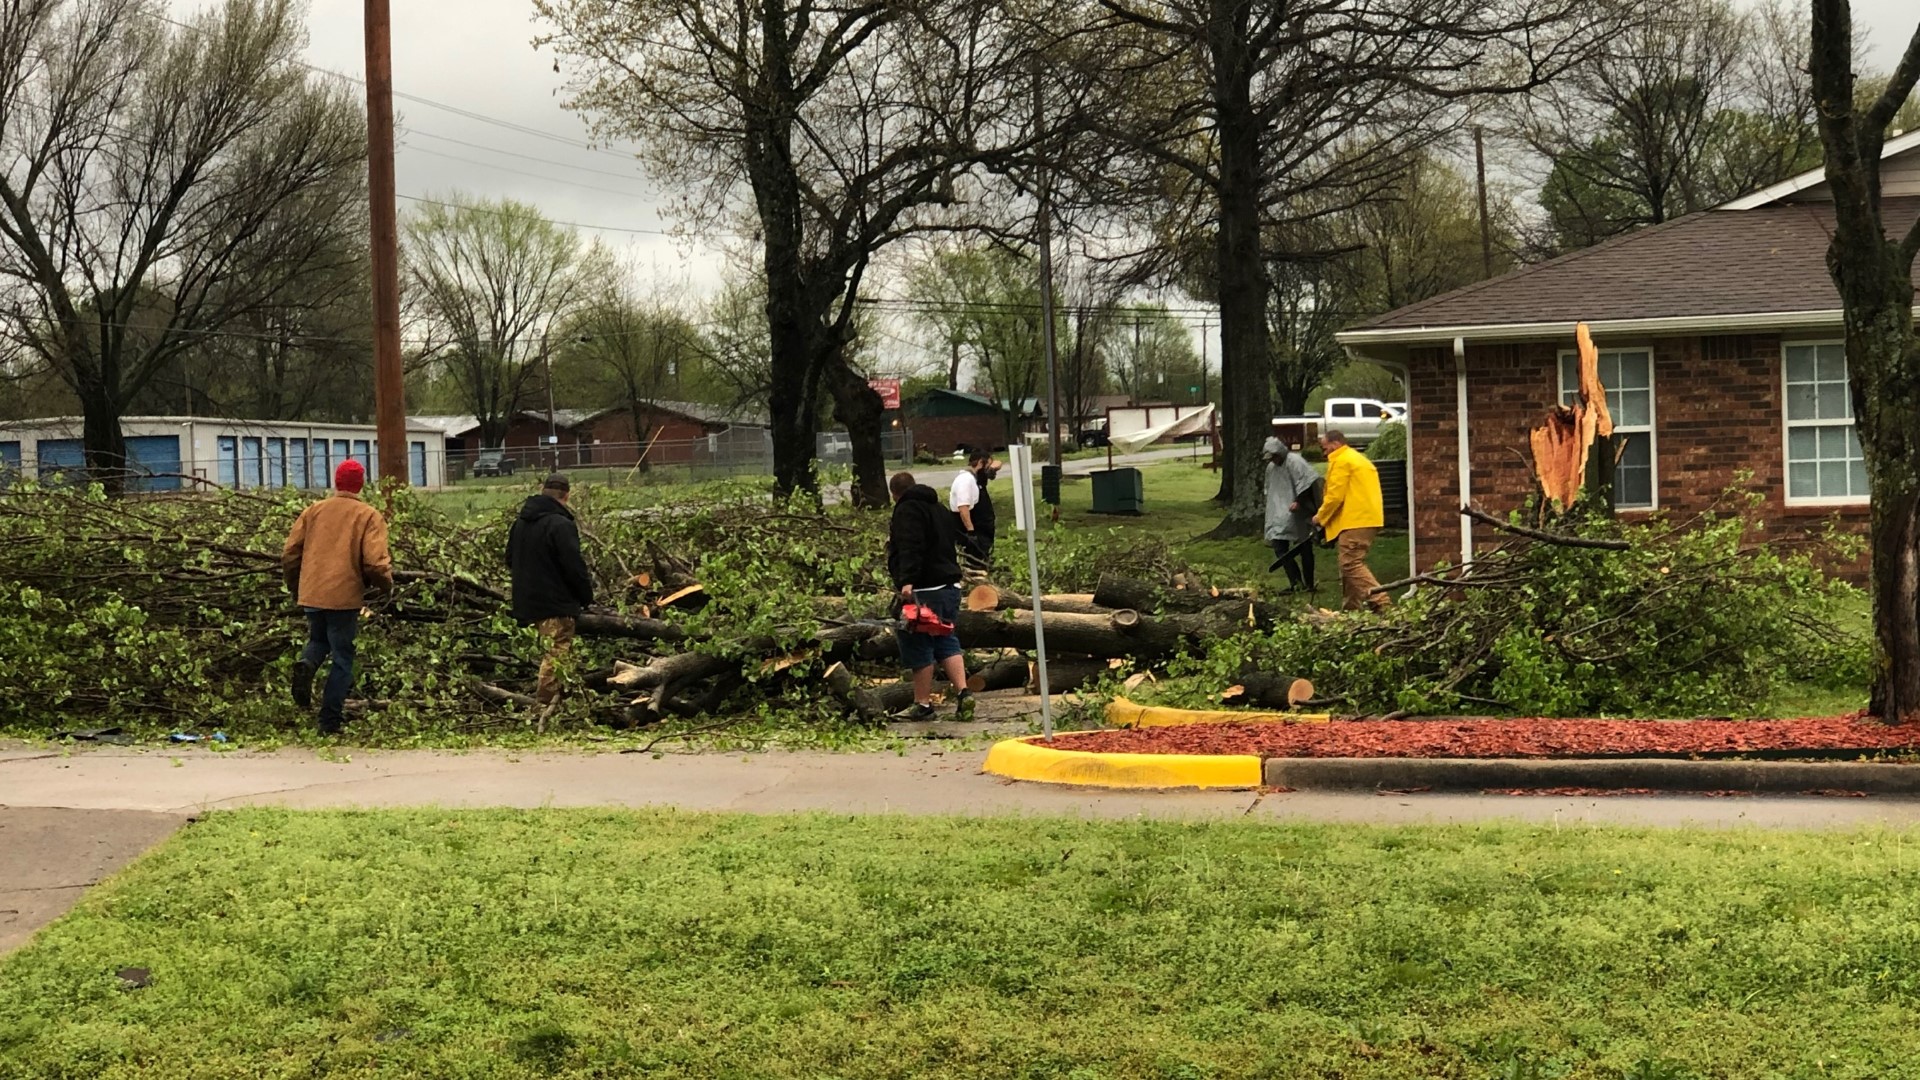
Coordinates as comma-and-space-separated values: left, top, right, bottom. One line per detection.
1334, 308, 1888, 348
1718, 129, 1920, 210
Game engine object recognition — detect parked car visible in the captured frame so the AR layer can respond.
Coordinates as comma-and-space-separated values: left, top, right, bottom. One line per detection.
472, 449, 515, 477
1271, 397, 1397, 447
1077, 426, 1110, 448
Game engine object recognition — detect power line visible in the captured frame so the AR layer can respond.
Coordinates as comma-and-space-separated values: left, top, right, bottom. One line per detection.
399, 142, 653, 199
403, 128, 646, 181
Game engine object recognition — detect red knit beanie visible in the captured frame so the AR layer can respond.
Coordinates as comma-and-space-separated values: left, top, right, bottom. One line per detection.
334, 459, 366, 494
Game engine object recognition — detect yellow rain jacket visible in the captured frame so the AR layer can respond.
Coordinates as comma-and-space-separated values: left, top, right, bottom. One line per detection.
1315, 445, 1385, 539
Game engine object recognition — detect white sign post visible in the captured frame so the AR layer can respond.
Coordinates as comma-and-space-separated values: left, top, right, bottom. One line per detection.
1007, 445, 1053, 739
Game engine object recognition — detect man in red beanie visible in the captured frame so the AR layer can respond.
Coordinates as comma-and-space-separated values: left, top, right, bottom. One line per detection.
281, 459, 393, 734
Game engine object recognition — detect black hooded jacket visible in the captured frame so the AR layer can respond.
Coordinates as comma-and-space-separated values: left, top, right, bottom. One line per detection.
887, 484, 963, 590
505, 494, 595, 624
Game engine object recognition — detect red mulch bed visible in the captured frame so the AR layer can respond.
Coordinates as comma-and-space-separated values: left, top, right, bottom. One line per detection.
1052, 716, 1920, 759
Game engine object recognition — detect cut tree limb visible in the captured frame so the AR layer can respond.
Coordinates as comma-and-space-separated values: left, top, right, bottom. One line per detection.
1461, 505, 1630, 550
965, 584, 1110, 615
1219, 672, 1316, 709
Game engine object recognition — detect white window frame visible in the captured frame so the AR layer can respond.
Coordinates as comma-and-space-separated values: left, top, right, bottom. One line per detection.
1558, 344, 1658, 510
1781, 339, 1869, 507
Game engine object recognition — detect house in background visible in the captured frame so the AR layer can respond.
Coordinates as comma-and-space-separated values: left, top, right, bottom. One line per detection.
902, 388, 1044, 451
413, 402, 774, 473
1335, 130, 1920, 578
0, 416, 444, 490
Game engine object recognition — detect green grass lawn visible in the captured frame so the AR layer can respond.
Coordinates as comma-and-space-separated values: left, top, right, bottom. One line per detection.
1020, 460, 1409, 593
6, 809, 1920, 1079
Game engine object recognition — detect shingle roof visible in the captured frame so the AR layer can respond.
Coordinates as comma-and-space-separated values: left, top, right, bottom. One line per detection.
1347, 198, 1920, 333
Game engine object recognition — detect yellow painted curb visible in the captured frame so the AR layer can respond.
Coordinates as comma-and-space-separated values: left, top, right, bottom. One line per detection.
983, 735, 1262, 790
1105, 696, 1330, 729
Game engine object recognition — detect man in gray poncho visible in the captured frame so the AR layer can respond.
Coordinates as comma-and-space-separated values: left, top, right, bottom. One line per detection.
1263, 426, 1323, 593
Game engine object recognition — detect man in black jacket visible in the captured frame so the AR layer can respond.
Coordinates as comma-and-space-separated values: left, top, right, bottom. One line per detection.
506, 473, 595, 707
887, 471, 973, 720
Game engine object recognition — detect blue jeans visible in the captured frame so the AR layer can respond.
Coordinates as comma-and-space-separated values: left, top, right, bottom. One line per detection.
301, 608, 360, 723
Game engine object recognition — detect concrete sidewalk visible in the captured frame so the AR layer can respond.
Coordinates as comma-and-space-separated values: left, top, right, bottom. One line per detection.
10, 743, 1920, 954
11, 743, 1920, 827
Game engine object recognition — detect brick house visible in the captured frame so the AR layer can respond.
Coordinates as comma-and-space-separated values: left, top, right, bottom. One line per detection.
1336, 131, 1920, 577
903, 388, 1021, 456
575, 400, 770, 466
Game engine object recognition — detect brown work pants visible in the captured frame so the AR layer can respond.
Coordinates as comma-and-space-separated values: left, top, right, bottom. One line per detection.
1336, 528, 1390, 613
535, 616, 577, 705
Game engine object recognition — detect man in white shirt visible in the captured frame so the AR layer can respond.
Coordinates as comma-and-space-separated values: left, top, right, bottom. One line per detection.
949, 448, 999, 564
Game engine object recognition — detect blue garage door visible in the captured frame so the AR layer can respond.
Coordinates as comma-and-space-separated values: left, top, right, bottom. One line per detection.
217, 436, 237, 487
311, 439, 332, 487
36, 438, 84, 483
410, 441, 427, 487
0, 440, 19, 488
266, 438, 286, 489
240, 437, 262, 488
125, 435, 182, 492
289, 439, 308, 489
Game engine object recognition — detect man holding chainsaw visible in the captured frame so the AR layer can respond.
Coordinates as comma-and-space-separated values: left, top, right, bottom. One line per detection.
887, 471, 974, 721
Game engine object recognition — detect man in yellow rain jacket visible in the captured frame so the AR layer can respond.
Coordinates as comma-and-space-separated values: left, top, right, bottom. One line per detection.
1314, 431, 1389, 612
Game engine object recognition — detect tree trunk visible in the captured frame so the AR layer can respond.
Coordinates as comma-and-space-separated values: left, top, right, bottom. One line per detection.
1806, 0, 1920, 721
1205, 5, 1271, 537
77, 379, 129, 494
956, 607, 1193, 660
826, 351, 889, 508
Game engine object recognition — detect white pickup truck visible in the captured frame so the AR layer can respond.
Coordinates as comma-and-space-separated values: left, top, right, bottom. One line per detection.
1271, 398, 1403, 448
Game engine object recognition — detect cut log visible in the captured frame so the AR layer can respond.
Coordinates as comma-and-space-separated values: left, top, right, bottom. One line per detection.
659, 584, 708, 611
1034, 657, 1120, 694
1219, 672, 1316, 710
574, 611, 687, 642
966, 656, 1029, 693
609, 651, 736, 691
966, 584, 1109, 615
1092, 575, 1255, 614
824, 662, 936, 720
956, 607, 1193, 661
471, 679, 539, 708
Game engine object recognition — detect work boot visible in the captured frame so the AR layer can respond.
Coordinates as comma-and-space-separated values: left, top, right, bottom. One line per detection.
291, 660, 315, 710
316, 714, 344, 737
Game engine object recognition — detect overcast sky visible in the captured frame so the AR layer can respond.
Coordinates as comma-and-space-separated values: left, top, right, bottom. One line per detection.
166, 0, 1919, 381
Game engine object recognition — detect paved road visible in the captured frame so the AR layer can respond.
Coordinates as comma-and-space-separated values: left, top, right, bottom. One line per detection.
9, 742, 1920, 953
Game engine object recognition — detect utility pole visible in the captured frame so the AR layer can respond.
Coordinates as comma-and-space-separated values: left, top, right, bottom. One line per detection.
1473, 125, 1493, 280
1033, 68, 1062, 475
365, 0, 407, 485
1200, 320, 1209, 404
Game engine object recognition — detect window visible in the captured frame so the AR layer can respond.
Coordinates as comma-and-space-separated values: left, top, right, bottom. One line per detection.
1783, 342, 1867, 502
1330, 401, 1356, 419
1360, 402, 1383, 418
1560, 347, 1655, 509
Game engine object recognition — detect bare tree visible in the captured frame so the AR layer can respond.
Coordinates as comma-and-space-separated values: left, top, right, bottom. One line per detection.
561, 279, 705, 446
1084, 0, 1614, 535
1511, 0, 1822, 252
537, 0, 1036, 506
0, 0, 365, 488
404, 195, 611, 449
1807, 0, 1920, 721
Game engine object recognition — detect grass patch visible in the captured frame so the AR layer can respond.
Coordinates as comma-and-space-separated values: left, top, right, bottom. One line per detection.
6, 810, 1920, 1078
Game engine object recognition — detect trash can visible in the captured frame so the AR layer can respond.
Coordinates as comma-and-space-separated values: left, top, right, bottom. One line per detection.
1090, 468, 1144, 514
1040, 464, 1062, 506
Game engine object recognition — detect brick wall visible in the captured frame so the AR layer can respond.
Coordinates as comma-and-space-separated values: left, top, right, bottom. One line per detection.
1407, 334, 1868, 576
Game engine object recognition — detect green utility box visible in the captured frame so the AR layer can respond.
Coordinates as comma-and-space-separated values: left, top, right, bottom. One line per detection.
1089, 467, 1144, 514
